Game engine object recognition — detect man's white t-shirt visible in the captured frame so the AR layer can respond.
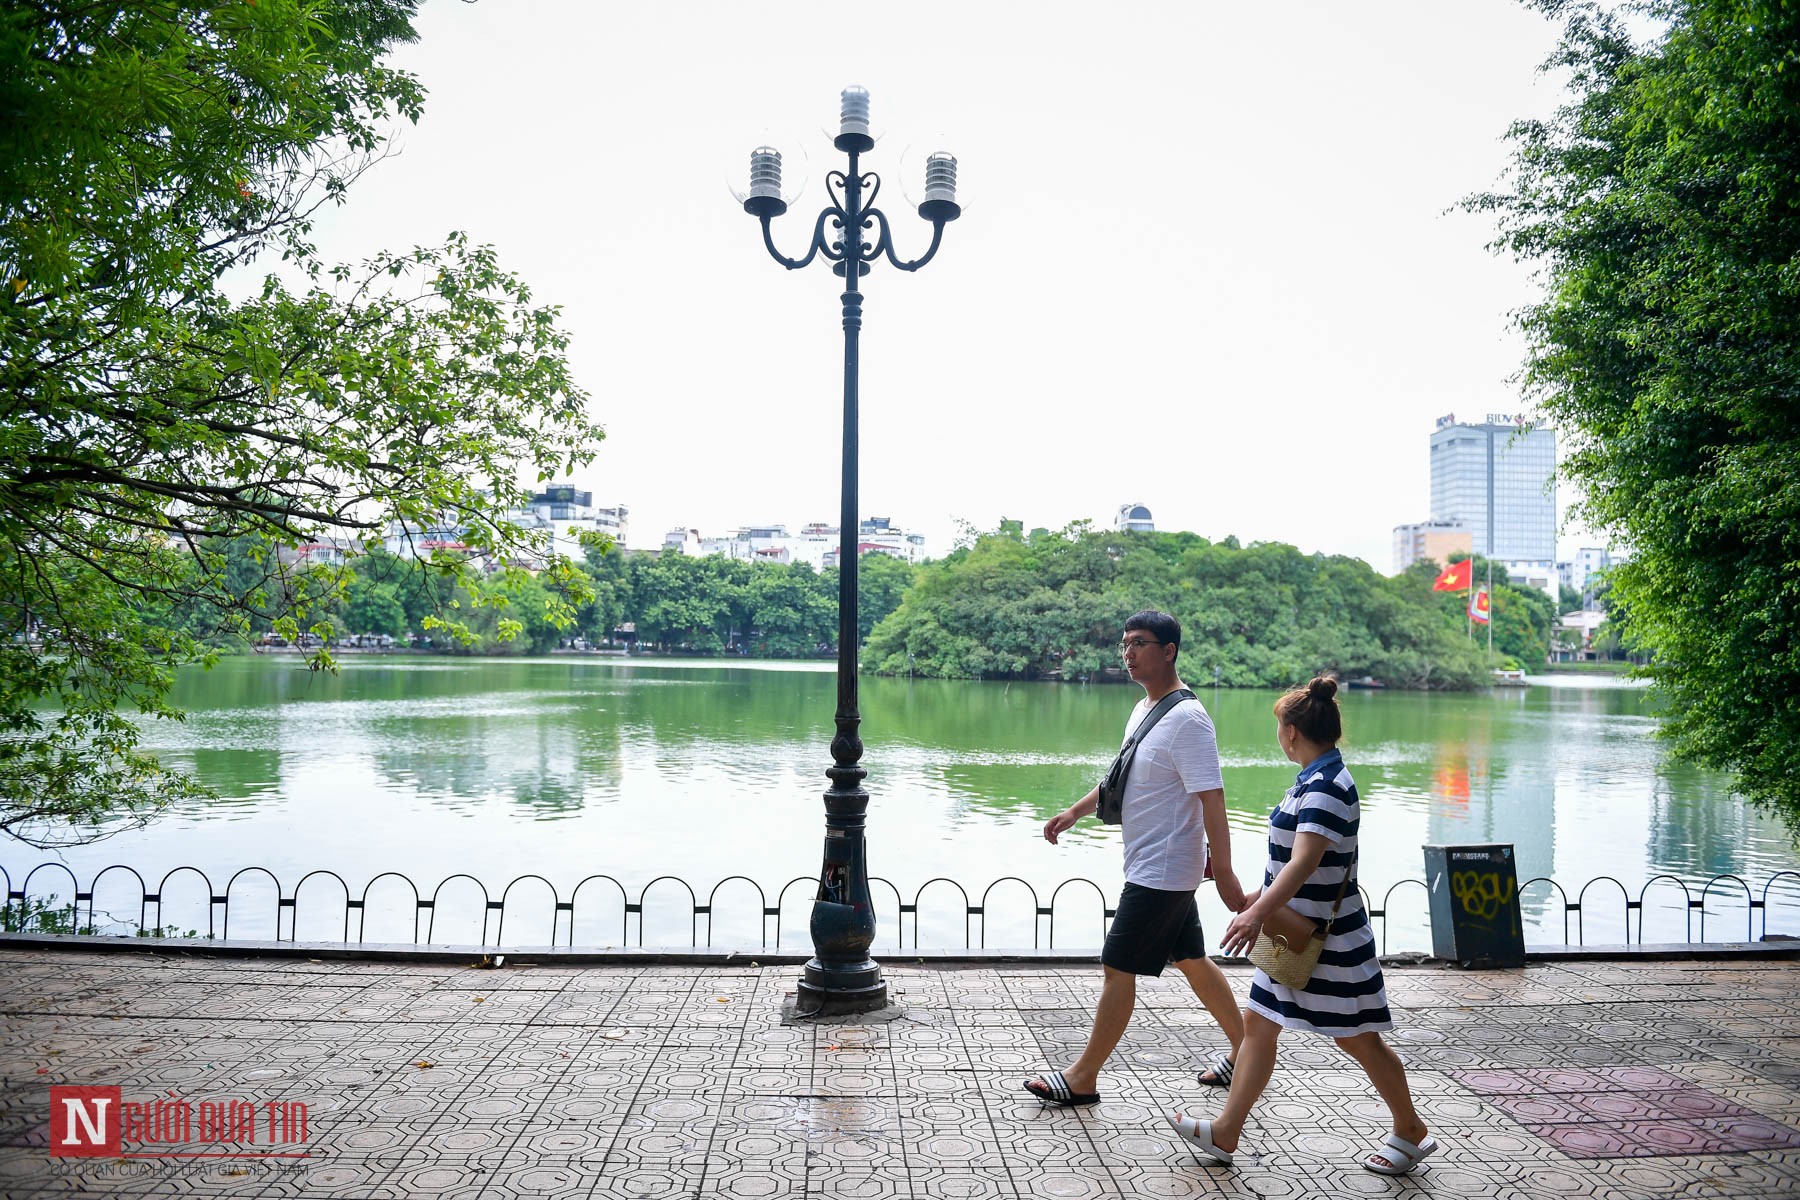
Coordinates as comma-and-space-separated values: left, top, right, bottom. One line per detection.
1119, 695, 1225, 891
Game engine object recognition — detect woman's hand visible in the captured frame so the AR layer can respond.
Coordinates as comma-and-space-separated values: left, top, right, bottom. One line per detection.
1043, 809, 1079, 844
1220, 908, 1263, 957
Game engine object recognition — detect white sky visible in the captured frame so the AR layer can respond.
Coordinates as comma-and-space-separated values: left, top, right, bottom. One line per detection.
300, 0, 1599, 567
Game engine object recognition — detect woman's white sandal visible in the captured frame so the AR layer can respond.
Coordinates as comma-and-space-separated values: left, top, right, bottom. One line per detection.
1166, 1112, 1234, 1166
1363, 1132, 1438, 1175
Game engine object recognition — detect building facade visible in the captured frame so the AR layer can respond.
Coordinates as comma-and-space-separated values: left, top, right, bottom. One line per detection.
1558, 546, 1613, 608
1429, 413, 1556, 565
505, 486, 627, 561
664, 517, 927, 570
1392, 519, 1473, 574
1114, 503, 1155, 533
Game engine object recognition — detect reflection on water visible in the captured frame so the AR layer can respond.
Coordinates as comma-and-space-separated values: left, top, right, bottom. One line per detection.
8, 656, 1796, 951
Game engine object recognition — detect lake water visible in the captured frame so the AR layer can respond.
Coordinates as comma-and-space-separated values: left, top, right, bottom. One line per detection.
10, 656, 1798, 951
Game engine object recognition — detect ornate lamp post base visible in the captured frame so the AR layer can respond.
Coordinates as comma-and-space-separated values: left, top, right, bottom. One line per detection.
796, 962, 888, 1016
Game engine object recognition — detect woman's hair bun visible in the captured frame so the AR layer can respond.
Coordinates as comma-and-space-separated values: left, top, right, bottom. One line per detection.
1306, 676, 1338, 701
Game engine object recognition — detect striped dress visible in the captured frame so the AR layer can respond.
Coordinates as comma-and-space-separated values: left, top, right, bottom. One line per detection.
1246, 748, 1393, 1037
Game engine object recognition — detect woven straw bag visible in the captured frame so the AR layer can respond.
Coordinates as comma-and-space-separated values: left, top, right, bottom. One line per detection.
1247, 851, 1355, 990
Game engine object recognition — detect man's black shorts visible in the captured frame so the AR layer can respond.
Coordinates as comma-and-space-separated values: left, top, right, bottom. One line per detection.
1101, 882, 1206, 976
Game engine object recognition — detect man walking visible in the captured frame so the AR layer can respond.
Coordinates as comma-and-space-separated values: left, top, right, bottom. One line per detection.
1024, 609, 1246, 1106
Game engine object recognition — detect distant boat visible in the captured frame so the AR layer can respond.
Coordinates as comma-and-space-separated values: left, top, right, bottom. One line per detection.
1345, 676, 1386, 690
1490, 669, 1530, 687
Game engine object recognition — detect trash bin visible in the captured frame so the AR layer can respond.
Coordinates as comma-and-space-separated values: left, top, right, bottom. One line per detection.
1422, 844, 1526, 968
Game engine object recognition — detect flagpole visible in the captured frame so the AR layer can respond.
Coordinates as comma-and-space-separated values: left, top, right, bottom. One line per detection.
1466, 558, 1473, 640
1486, 560, 1493, 655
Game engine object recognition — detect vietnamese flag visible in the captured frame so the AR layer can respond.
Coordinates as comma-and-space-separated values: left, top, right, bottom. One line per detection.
1469, 588, 1492, 624
1433, 560, 1471, 592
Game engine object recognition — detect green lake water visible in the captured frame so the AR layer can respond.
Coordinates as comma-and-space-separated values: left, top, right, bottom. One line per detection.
10, 656, 1797, 951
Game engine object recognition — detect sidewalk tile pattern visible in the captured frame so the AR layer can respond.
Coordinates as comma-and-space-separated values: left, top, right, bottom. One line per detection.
0, 952, 1797, 1198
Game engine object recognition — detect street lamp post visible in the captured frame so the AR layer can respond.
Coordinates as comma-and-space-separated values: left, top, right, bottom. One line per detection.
742, 87, 960, 1015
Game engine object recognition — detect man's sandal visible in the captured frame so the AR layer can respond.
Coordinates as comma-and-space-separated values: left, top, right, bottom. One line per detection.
1023, 1070, 1099, 1107
1363, 1132, 1439, 1175
1197, 1052, 1234, 1087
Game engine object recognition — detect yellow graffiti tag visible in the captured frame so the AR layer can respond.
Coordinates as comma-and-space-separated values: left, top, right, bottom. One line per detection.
1450, 870, 1514, 921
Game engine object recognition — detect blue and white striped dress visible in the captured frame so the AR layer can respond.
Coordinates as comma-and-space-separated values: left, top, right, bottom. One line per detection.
1246, 748, 1393, 1037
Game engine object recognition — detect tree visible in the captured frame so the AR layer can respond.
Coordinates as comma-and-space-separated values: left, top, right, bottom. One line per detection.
851, 552, 916, 644
864, 526, 1490, 687
0, 2, 604, 846
340, 577, 406, 640
1471, 1, 1800, 829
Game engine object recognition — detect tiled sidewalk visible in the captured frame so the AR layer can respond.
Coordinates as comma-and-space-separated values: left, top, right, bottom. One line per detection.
2, 950, 1798, 1198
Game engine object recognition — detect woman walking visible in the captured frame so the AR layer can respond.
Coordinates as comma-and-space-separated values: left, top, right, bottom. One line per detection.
1167, 676, 1438, 1176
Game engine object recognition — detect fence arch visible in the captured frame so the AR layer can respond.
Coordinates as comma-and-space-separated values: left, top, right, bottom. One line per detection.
772, 877, 817, 950
1048, 878, 1111, 948
88, 865, 150, 938
567, 874, 630, 947
636, 876, 698, 947
1762, 871, 1800, 941
495, 874, 559, 946
1637, 874, 1694, 944
1576, 876, 1632, 945
910, 877, 973, 950
1697, 875, 1754, 943
152, 867, 216, 940
421, 874, 484, 945
703, 876, 768, 948
1378, 880, 1429, 955
292, 871, 352, 942
223, 868, 283, 942
978, 877, 1041, 949
1518, 877, 1571, 946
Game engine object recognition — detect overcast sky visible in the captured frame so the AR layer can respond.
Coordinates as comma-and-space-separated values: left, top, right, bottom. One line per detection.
300, 0, 1597, 567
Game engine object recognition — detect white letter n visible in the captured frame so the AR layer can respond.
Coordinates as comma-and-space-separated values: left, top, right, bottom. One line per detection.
62, 1097, 110, 1145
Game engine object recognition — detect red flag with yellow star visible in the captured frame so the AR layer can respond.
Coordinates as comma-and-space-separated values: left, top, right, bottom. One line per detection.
1433, 560, 1471, 592
1469, 588, 1491, 624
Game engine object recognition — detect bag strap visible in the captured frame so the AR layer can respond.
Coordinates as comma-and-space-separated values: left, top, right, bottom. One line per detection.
1119, 688, 1195, 761
1097, 689, 1197, 823
1321, 845, 1358, 936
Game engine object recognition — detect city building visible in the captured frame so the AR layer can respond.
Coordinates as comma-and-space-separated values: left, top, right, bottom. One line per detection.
662, 528, 703, 556
1558, 547, 1613, 608
664, 517, 927, 570
503, 486, 627, 562
1429, 413, 1556, 565
1503, 561, 1559, 608
1392, 519, 1473, 574
382, 516, 470, 560
1114, 503, 1155, 533
1554, 609, 1608, 660
382, 485, 626, 565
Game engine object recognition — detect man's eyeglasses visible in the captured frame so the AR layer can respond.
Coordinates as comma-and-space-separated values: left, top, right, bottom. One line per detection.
1119, 637, 1164, 652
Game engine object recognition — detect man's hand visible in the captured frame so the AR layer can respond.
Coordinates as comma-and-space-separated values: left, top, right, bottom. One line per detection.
1043, 809, 1080, 844
1215, 872, 1247, 912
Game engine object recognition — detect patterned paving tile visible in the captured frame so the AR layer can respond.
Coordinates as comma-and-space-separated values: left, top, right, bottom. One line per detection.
6, 952, 1800, 1198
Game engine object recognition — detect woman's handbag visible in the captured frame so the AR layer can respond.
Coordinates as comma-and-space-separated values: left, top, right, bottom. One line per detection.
1247, 850, 1356, 990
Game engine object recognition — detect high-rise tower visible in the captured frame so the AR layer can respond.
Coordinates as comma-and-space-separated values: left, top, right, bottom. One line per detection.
1429, 414, 1555, 564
